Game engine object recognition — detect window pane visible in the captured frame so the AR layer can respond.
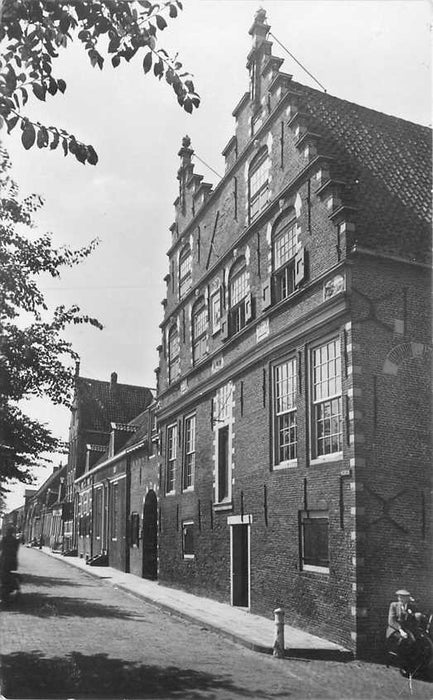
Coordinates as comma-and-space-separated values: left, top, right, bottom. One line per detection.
183, 523, 194, 556
274, 359, 297, 464
303, 518, 329, 566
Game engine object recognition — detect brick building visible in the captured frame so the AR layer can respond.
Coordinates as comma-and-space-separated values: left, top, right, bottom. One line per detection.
75, 403, 159, 576
63, 369, 153, 552
156, 10, 432, 657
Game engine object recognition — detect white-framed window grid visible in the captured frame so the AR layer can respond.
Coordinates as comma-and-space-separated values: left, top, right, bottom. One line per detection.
111, 481, 119, 540
166, 423, 177, 493
211, 288, 222, 334
273, 358, 297, 466
273, 221, 297, 302
183, 414, 196, 490
179, 247, 192, 298
312, 338, 343, 458
192, 304, 208, 364
168, 326, 180, 383
214, 383, 232, 504
229, 269, 248, 334
249, 153, 269, 220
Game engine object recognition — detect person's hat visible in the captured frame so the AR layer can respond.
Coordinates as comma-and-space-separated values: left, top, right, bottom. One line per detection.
396, 589, 411, 596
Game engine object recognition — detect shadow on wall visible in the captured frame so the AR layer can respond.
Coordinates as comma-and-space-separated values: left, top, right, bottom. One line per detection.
0, 651, 282, 699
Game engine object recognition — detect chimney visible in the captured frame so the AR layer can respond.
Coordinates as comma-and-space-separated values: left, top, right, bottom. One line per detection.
110, 372, 118, 387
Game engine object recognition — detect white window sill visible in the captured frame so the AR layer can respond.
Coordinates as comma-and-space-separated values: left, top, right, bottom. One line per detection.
165, 491, 176, 497
273, 460, 297, 471
310, 452, 343, 466
302, 564, 329, 574
182, 486, 195, 493
213, 500, 233, 512
183, 554, 195, 560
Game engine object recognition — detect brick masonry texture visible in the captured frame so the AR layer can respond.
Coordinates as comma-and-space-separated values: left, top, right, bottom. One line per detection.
156, 13, 432, 659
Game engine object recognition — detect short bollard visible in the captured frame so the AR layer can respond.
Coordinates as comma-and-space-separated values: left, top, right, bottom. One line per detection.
273, 607, 285, 658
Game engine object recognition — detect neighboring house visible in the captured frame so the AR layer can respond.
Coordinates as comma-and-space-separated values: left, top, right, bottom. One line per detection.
63, 368, 153, 552
156, 10, 432, 657
75, 402, 159, 576
23, 465, 66, 549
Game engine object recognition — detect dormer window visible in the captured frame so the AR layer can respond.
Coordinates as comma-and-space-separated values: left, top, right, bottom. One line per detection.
179, 244, 192, 298
249, 148, 269, 221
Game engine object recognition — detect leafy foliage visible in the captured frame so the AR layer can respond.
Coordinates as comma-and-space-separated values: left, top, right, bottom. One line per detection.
0, 0, 200, 165
0, 149, 102, 487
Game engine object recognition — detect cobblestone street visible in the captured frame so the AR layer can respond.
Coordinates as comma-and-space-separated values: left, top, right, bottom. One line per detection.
0, 548, 431, 699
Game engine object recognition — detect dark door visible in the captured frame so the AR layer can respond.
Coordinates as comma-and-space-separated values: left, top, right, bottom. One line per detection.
232, 524, 249, 607
142, 490, 157, 580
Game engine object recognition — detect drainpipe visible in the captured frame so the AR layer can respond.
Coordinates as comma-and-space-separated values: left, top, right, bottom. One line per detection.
125, 455, 131, 573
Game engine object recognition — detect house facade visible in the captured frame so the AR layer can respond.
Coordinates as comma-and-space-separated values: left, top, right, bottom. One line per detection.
75, 403, 160, 576
63, 368, 153, 552
156, 10, 432, 657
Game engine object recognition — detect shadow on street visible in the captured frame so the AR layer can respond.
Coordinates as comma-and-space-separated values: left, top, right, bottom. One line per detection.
5, 590, 147, 620
21, 573, 86, 588
0, 650, 290, 698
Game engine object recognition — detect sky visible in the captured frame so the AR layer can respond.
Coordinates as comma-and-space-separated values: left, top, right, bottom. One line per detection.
3, 0, 432, 510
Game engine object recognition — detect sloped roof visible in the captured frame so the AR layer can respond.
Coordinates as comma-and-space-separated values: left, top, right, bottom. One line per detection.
76, 376, 153, 433
92, 408, 151, 470
292, 82, 432, 261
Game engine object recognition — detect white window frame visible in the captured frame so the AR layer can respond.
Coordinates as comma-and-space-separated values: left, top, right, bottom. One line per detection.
273, 358, 297, 468
249, 150, 269, 221
192, 302, 208, 365
166, 423, 177, 494
183, 414, 196, 491
168, 326, 180, 383
310, 337, 343, 462
300, 510, 330, 574
179, 246, 192, 298
214, 384, 233, 505
182, 520, 195, 559
229, 267, 249, 335
211, 288, 222, 335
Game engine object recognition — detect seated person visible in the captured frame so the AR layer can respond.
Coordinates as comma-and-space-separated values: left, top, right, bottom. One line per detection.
386, 589, 419, 652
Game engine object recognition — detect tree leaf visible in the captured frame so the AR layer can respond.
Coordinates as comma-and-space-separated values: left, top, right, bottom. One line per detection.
50, 131, 60, 150
143, 51, 152, 73
155, 15, 167, 30
86, 145, 98, 166
169, 4, 177, 18
21, 123, 36, 150
112, 55, 121, 68
6, 115, 20, 133
57, 79, 66, 93
32, 83, 46, 101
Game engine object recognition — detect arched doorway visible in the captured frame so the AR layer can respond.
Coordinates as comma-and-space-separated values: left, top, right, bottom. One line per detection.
142, 490, 157, 580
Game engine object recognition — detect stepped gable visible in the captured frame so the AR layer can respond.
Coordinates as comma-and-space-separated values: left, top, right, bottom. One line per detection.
292, 81, 432, 262
76, 373, 153, 433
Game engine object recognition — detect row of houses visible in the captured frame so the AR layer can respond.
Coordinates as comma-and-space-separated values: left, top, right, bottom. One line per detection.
5, 11, 432, 659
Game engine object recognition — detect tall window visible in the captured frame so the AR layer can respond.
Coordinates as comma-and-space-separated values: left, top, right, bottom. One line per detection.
312, 338, 342, 457
229, 259, 250, 335
217, 425, 230, 502
182, 521, 194, 559
249, 148, 269, 221
111, 482, 119, 539
94, 487, 102, 539
179, 245, 192, 298
192, 300, 208, 364
273, 217, 297, 302
168, 325, 180, 383
274, 358, 297, 466
183, 414, 196, 490
300, 511, 329, 573
166, 423, 177, 493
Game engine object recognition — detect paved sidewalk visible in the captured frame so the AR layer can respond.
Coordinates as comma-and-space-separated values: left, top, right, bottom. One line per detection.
35, 546, 351, 661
